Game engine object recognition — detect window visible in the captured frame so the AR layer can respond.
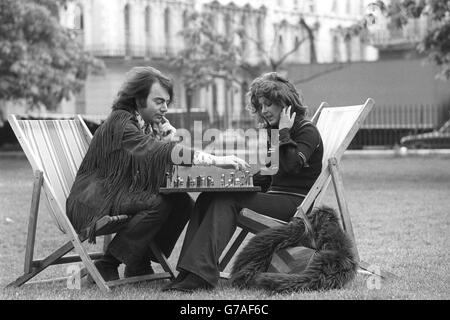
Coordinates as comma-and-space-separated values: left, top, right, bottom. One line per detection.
278, 35, 284, 60
256, 16, 264, 45
74, 5, 83, 30
332, 34, 340, 62
145, 6, 151, 34
185, 88, 193, 111
294, 36, 300, 57
164, 7, 171, 54
241, 14, 247, 53
182, 10, 189, 48
241, 81, 248, 111
212, 83, 218, 118
73, 4, 84, 45
182, 10, 189, 29
164, 7, 171, 38
332, 0, 338, 13
124, 4, 131, 56
145, 6, 151, 56
360, 37, 366, 60
345, 39, 352, 62
308, 0, 315, 13
360, 0, 366, 15
224, 13, 231, 37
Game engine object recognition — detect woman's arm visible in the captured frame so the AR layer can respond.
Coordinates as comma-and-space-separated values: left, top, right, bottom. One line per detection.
278, 126, 321, 173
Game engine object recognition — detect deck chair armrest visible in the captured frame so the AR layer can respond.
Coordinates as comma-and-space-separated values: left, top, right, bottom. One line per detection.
79, 215, 131, 239
237, 209, 286, 233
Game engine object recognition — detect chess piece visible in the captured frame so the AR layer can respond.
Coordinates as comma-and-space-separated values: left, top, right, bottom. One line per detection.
244, 170, 250, 186
206, 176, 212, 187
166, 172, 171, 188
220, 174, 226, 187
249, 174, 254, 187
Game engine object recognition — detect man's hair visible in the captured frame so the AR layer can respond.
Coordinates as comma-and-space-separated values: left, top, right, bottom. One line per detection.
112, 66, 173, 112
246, 72, 307, 125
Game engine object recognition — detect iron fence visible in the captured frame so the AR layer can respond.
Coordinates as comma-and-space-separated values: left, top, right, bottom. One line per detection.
1, 104, 449, 150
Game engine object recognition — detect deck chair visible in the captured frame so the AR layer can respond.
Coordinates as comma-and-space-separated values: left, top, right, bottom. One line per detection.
219, 98, 395, 279
6, 114, 176, 292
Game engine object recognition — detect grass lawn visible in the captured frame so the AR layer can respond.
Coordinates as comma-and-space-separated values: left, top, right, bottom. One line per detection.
0, 153, 449, 300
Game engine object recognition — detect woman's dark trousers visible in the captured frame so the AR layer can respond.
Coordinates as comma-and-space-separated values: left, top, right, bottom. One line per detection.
176, 192, 304, 286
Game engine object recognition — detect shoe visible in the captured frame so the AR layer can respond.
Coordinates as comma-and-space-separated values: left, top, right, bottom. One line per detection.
165, 272, 213, 293
87, 259, 120, 283
161, 270, 188, 291
124, 264, 155, 278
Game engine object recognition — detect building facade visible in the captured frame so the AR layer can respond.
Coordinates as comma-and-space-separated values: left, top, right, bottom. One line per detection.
58, 0, 378, 127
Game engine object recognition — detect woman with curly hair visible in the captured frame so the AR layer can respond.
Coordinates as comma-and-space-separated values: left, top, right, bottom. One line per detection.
165, 72, 324, 292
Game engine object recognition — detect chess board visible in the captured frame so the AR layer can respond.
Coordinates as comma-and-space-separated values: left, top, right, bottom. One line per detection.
160, 169, 260, 193
160, 186, 261, 194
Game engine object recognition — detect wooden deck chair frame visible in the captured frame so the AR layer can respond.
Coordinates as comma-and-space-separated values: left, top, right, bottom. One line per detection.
6, 114, 176, 292
219, 98, 396, 280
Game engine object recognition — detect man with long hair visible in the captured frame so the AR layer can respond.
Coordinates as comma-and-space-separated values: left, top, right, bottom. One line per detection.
67, 66, 248, 281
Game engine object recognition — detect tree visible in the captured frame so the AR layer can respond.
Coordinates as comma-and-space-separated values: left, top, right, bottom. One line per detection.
173, 11, 244, 128
0, 0, 104, 112
173, 10, 324, 127
356, 0, 450, 80
238, 16, 320, 74
174, 11, 243, 91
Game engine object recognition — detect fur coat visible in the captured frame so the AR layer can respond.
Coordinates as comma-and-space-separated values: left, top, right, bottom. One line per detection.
230, 206, 358, 293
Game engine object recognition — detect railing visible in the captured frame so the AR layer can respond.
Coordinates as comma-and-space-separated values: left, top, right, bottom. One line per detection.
230, 103, 449, 149
349, 104, 448, 149
2, 104, 448, 150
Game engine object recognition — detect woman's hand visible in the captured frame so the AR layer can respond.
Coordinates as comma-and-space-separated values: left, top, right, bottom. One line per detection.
213, 155, 250, 171
278, 106, 296, 130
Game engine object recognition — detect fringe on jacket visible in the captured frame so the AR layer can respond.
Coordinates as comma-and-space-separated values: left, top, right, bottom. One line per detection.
67, 110, 176, 243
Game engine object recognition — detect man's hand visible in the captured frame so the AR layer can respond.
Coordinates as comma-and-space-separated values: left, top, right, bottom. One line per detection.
279, 106, 296, 130
213, 155, 250, 171
159, 117, 177, 141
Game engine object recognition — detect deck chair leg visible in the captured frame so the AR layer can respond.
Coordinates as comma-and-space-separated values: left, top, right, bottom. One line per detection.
329, 157, 360, 262
330, 158, 397, 280
149, 241, 175, 278
24, 171, 43, 274
66, 230, 111, 292
219, 229, 249, 272
7, 241, 74, 288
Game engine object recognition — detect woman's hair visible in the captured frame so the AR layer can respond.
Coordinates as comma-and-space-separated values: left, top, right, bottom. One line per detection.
112, 66, 173, 113
246, 72, 307, 127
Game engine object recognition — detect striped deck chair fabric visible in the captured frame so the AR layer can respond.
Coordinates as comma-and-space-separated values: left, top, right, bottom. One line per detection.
12, 116, 91, 233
